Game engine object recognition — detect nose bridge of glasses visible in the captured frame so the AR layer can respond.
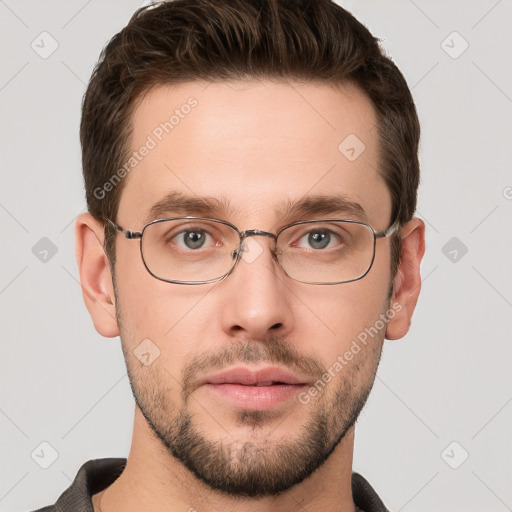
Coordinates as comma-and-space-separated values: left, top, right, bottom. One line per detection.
239, 229, 277, 241
231, 229, 278, 261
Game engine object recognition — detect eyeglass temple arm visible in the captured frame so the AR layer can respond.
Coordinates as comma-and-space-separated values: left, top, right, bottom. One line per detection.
374, 219, 401, 238
105, 219, 142, 240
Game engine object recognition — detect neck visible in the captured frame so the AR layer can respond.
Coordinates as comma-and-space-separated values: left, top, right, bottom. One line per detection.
93, 407, 358, 512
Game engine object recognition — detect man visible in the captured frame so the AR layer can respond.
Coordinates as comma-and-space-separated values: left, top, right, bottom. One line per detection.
33, 0, 425, 510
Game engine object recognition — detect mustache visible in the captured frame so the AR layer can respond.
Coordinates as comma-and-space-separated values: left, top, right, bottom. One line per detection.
181, 336, 326, 398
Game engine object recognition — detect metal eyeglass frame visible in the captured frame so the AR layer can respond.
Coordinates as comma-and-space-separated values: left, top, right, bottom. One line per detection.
106, 216, 401, 285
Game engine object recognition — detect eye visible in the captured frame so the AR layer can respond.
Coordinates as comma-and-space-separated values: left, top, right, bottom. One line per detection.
148, 219, 230, 255
307, 230, 332, 249
174, 229, 211, 249
285, 223, 355, 252
296, 229, 341, 250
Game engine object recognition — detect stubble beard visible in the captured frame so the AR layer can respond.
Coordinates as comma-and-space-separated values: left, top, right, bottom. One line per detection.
122, 335, 382, 498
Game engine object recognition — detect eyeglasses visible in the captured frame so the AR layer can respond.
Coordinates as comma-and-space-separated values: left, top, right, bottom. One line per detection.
107, 216, 400, 285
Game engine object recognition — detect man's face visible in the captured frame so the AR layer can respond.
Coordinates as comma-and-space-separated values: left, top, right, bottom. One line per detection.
113, 80, 394, 496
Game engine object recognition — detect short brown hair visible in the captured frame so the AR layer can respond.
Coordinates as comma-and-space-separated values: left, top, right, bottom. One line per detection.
80, 0, 420, 278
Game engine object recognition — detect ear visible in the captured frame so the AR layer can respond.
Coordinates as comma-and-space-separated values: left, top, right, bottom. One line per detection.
75, 213, 120, 338
385, 217, 425, 340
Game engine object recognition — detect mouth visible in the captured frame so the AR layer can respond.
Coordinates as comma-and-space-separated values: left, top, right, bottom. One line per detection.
198, 366, 310, 411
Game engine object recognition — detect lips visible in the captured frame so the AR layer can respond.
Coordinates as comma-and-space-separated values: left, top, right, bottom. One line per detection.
198, 366, 309, 411
202, 366, 308, 386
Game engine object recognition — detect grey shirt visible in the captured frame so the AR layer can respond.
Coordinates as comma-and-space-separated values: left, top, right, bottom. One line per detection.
31, 458, 389, 512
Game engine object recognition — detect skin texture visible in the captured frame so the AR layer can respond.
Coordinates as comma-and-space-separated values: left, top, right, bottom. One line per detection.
76, 80, 425, 512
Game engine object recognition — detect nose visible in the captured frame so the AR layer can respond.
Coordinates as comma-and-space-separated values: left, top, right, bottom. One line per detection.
218, 235, 295, 340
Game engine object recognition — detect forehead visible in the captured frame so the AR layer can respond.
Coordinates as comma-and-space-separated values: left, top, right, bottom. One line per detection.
118, 80, 390, 227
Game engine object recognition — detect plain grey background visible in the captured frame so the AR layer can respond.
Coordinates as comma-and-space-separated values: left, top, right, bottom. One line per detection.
1, 1, 511, 511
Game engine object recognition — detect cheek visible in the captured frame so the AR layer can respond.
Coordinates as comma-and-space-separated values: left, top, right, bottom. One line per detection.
114, 268, 218, 373
295, 271, 391, 351
114, 242, 198, 336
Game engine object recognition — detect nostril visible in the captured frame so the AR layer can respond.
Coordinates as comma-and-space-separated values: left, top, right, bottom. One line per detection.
270, 322, 282, 330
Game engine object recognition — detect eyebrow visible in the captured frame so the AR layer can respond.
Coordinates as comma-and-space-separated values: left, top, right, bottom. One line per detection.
143, 191, 367, 225
143, 192, 239, 224
275, 194, 367, 223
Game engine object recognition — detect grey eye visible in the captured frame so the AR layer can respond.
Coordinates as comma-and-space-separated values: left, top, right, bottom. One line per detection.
181, 230, 207, 249
307, 231, 331, 249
